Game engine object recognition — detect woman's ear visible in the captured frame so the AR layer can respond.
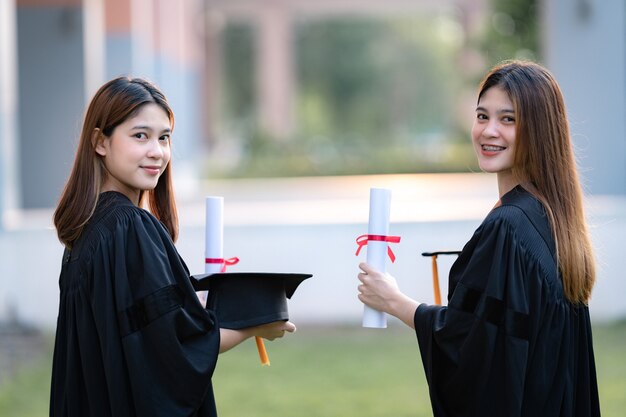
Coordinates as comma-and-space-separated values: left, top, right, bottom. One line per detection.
92, 128, 107, 156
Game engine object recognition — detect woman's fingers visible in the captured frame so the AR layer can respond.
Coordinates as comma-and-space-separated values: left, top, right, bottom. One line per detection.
283, 321, 297, 333
359, 262, 377, 274
257, 320, 297, 340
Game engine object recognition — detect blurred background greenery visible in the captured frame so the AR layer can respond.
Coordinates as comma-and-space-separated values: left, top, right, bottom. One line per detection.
2, 321, 625, 416
205, 0, 538, 178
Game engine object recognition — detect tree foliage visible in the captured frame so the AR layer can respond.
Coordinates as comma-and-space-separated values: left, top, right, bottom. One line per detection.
479, 0, 539, 66
214, 3, 539, 177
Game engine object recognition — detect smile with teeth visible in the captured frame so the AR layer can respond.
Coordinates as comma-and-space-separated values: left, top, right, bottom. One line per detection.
482, 145, 506, 151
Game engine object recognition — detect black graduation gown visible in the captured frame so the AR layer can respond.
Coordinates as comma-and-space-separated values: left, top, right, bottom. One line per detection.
50, 191, 220, 417
414, 185, 601, 417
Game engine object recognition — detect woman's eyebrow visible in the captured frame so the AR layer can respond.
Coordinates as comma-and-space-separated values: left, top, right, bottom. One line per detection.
475, 106, 515, 114
130, 125, 171, 133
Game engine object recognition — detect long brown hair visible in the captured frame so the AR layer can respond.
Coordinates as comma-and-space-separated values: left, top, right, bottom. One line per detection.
477, 60, 595, 304
54, 77, 179, 247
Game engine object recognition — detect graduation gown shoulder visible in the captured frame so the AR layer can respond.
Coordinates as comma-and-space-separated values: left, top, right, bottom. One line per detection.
414, 185, 600, 417
51, 191, 220, 417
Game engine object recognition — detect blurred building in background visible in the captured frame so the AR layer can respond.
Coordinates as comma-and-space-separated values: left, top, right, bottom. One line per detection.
1, 0, 624, 216
543, 0, 626, 195
0, 0, 626, 319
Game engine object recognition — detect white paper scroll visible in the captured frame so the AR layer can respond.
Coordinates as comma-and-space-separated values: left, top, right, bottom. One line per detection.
199, 196, 224, 306
205, 196, 224, 273
363, 188, 392, 328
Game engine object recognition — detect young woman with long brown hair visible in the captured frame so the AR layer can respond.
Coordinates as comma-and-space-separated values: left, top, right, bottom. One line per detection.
357, 60, 600, 416
51, 77, 295, 417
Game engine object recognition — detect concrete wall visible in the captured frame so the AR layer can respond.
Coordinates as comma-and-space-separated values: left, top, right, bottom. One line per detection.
543, 0, 626, 195
0, 0, 20, 226
17, 6, 86, 208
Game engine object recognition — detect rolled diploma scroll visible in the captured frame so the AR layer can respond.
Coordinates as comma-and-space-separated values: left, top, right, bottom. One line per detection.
203, 196, 270, 366
363, 188, 391, 328
201, 196, 224, 306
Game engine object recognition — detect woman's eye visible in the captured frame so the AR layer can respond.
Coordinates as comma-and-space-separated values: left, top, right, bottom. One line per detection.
502, 116, 516, 123
159, 134, 170, 141
476, 113, 488, 120
134, 132, 147, 139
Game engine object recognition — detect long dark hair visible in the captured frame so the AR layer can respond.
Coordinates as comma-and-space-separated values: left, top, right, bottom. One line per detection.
54, 77, 179, 247
478, 60, 595, 304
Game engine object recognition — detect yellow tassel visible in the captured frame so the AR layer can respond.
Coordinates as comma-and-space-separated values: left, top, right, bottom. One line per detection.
255, 336, 270, 366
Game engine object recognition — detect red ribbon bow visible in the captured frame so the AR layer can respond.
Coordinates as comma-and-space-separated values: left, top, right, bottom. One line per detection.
355, 234, 401, 263
205, 257, 240, 272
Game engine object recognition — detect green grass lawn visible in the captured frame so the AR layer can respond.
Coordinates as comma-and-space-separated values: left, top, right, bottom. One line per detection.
1, 321, 625, 416
0, 348, 52, 417
214, 325, 429, 417
590, 320, 626, 417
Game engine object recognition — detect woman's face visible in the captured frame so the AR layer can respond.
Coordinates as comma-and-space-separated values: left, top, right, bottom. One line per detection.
95, 103, 171, 204
471, 85, 517, 184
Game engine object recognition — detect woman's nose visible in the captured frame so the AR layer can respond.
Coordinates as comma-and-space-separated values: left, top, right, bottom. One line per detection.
147, 138, 164, 158
482, 120, 500, 137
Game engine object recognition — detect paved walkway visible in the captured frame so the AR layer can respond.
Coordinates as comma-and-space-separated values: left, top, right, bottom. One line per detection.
173, 172, 498, 226
0, 318, 47, 386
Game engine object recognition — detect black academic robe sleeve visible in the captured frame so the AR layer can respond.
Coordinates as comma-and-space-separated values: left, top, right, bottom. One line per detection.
51, 196, 220, 417
414, 201, 600, 417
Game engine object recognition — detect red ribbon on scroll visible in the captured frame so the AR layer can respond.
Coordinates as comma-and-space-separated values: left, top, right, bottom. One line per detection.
355, 234, 401, 263
205, 257, 240, 273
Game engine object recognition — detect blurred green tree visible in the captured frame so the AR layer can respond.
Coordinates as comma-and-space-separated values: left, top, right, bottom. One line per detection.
213, 3, 539, 178
296, 17, 456, 145
222, 23, 256, 136
478, 0, 539, 66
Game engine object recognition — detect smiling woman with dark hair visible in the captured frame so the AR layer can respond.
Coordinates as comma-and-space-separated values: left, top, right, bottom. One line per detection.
50, 77, 295, 417
357, 60, 600, 417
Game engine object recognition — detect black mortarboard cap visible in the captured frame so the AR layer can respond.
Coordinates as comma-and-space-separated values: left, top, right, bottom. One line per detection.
190, 272, 312, 329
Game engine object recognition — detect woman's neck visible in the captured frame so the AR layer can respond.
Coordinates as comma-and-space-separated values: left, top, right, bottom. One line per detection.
497, 170, 519, 198
101, 183, 140, 206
